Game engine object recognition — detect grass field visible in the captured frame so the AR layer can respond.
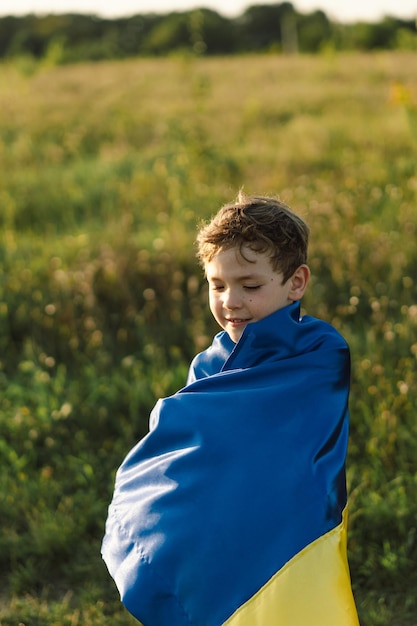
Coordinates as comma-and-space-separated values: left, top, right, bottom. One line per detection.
0, 51, 416, 625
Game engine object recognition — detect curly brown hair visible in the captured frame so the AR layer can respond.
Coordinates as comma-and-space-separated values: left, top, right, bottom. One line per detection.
196, 192, 309, 282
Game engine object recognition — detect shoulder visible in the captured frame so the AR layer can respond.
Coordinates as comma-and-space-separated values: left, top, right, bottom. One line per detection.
300, 314, 349, 351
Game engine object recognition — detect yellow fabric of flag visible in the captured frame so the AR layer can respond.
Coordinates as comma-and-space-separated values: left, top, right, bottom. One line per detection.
225, 508, 359, 626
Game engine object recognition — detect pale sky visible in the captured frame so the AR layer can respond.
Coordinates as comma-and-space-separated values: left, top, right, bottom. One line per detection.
0, 0, 415, 22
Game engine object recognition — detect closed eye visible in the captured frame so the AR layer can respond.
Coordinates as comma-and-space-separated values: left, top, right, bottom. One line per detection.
244, 285, 261, 290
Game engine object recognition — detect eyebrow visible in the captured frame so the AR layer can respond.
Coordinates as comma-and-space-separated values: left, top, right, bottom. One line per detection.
207, 273, 264, 281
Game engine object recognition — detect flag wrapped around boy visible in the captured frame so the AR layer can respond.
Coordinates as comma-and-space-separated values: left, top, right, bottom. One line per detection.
102, 302, 359, 625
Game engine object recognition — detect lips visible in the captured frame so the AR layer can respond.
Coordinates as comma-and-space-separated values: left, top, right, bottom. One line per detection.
227, 318, 250, 324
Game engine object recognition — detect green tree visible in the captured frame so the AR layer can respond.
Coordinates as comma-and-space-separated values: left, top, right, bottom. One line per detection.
341, 17, 416, 50
297, 10, 333, 52
238, 2, 296, 51
188, 9, 237, 55
141, 12, 191, 55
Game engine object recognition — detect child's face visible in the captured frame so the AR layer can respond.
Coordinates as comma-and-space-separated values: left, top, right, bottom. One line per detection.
205, 246, 308, 343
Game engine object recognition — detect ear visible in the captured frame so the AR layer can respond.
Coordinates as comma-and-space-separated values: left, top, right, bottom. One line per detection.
288, 264, 310, 301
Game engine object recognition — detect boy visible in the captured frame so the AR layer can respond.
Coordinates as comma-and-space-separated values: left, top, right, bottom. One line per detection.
102, 193, 359, 625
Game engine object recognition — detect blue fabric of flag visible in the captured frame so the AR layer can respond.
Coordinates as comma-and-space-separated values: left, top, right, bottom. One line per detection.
102, 302, 353, 625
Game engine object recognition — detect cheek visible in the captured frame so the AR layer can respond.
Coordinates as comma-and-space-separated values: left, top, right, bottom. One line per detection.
208, 294, 220, 313
247, 293, 261, 306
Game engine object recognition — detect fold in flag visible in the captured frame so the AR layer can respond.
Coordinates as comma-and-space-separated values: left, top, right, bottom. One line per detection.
102, 302, 359, 625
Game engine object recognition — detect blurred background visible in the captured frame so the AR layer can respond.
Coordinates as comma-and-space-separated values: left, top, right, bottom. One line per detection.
0, 2, 416, 624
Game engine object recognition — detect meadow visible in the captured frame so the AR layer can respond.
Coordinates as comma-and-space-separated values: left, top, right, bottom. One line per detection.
0, 51, 416, 625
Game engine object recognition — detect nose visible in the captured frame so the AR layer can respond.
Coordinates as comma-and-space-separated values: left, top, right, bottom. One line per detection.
222, 288, 242, 310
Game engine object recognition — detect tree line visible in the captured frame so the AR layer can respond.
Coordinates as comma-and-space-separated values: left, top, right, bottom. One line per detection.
0, 2, 416, 63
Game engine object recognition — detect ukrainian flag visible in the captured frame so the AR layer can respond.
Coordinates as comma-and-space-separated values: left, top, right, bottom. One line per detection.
102, 303, 359, 625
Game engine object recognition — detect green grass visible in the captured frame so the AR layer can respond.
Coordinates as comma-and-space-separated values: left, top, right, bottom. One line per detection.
1, 51, 417, 625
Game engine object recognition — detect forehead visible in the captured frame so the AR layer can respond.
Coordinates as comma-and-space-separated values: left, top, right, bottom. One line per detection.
205, 246, 275, 278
